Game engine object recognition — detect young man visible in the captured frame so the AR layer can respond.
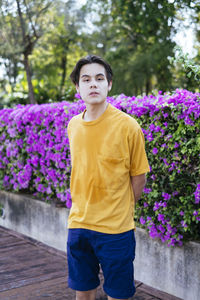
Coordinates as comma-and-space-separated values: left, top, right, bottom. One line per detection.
67, 55, 150, 300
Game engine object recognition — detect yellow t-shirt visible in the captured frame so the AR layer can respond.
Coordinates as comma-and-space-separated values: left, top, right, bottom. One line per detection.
67, 103, 150, 234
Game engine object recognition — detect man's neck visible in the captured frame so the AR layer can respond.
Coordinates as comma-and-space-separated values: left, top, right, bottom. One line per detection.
83, 101, 108, 122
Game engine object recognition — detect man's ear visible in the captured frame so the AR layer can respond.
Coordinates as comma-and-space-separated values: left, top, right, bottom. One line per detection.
108, 81, 112, 91
75, 84, 79, 93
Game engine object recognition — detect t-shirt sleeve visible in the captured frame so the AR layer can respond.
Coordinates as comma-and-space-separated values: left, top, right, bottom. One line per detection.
67, 117, 73, 139
129, 125, 150, 176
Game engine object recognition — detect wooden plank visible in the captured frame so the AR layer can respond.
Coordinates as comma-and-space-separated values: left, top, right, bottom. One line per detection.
0, 270, 68, 292
138, 283, 183, 300
0, 258, 67, 285
133, 289, 158, 300
0, 230, 10, 238
0, 249, 52, 266
0, 272, 105, 300
0, 226, 67, 258
0, 243, 34, 255
0, 277, 70, 300
0, 255, 66, 274
0, 235, 22, 244
0, 240, 27, 250
135, 280, 143, 288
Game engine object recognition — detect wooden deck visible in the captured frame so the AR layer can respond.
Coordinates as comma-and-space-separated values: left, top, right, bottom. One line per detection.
0, 226, 183, 300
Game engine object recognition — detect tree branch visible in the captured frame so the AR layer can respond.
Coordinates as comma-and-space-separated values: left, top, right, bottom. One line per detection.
23, 0, 39, 39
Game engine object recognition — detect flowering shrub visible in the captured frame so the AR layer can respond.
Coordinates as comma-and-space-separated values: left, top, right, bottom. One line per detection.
112, 89, 200, 246
0, 101, 84, 207
0, 89, 199, 246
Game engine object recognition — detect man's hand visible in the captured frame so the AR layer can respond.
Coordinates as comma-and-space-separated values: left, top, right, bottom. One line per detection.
130, 173, 146, 203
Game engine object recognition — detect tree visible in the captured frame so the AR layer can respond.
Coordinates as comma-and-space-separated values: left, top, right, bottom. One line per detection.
0, 0, 53, 104
29, 0, 87, 103
84, 0, 199, 95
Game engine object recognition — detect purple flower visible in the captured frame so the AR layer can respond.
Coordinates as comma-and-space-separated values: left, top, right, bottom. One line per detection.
166, 223, 173, 232
181, 220, 188, 228
149, 124, 155, 131
194, 184, 200, 204
174, 142, 179, 148
158, 214, 165, 222
168, 238, 176, 247
146, 133, 154, 141
161, 143, 168, 148
163, 158, 169, 166
75, 93, 81, 99
153, 202, 160, 211
157, 224, 165, 233
184, 116, 194, 126
172, 191, 179, 197
7, 127, 17, 137
3, 175, 10, 182
143, 187, 152, 194
37, 184, 44, 192
46, 186, 52, 195
152, 148, 158, 155
162, 192, 171, 201
35, 177, 41, 183
163, 113, 168, 118
13, 182, 18, 190
140, 217, 146, 225
151, 174, 156, 181
59, 161, 66, 169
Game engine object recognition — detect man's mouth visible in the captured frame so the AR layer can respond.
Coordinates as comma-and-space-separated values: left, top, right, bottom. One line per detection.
89, 92, 99, 96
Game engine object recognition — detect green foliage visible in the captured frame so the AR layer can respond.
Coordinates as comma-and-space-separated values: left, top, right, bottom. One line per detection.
1, 0, 200, 105
0, 0, 87, 105
0, 203, 4, 218
134, 91, 200, 245
171, 46, 200, 82
85, 0, 178, 95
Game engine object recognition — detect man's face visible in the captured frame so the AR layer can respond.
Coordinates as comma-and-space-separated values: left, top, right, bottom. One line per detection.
76, 63, 112, 105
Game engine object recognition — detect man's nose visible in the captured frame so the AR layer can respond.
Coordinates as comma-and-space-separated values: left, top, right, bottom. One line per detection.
90, 78, 97, 88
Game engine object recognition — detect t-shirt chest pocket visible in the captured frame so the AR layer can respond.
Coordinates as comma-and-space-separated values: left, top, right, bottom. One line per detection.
94, 154, 128, 190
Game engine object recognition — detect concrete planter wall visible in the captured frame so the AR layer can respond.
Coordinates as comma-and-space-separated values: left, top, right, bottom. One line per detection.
134, 227, 200, 300
0, 191, 199, 300
0, 191, 69, 251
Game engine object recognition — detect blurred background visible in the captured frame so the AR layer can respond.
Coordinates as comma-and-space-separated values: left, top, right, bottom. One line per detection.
0, 0, 199, 107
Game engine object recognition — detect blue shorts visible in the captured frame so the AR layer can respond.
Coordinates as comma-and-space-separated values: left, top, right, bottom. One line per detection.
67, 228, 136, 299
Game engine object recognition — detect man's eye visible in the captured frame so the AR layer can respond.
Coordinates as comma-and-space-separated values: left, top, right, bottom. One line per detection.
98, 78, 104, 81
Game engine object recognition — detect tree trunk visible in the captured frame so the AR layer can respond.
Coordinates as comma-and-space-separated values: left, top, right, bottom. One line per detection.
24, 54, 37, 104
145, 79, 151, 95
16, 0, 36, 105
60, 53, 67, 98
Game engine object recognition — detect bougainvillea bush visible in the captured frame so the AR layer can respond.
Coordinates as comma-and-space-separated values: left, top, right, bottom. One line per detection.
116, 89, 200, 246
0, 89, 199, 246
0, 102, 84, 207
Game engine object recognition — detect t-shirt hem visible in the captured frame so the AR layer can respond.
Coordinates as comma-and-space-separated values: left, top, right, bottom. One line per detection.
130, 167, 150, 177
67, 222, 135, 234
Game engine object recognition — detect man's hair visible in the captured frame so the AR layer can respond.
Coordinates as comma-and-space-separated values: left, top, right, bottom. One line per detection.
70, 55, 113, 85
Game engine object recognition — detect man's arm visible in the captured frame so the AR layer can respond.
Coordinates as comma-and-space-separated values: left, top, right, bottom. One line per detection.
131, 173, 146, 203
